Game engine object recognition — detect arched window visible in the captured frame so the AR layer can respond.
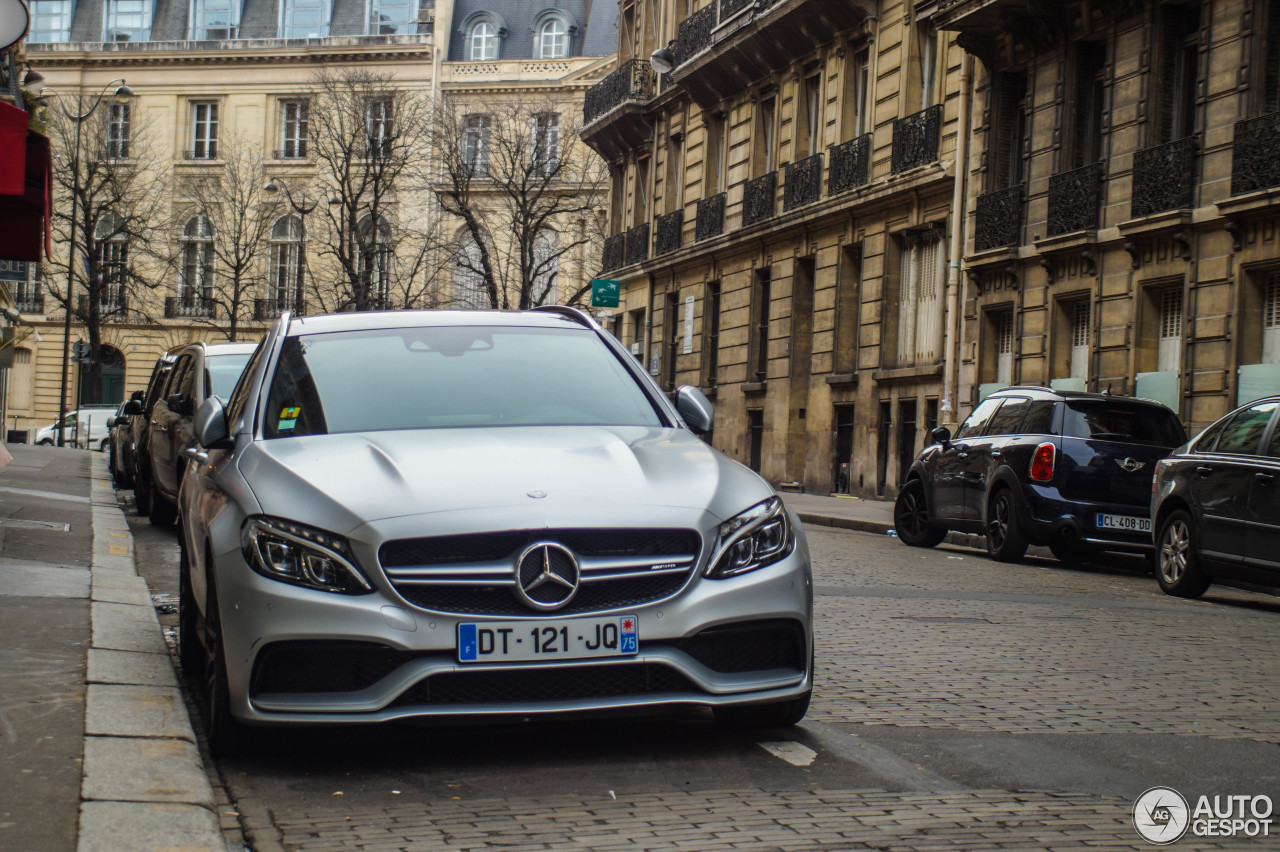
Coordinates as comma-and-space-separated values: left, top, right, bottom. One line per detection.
94, 213, 128, 313
531, 229, 559, 305
180, 215, 215, 307
469, 20, 497, 60
453, 234, 488, 308
537, 17, 567, 59
357, 215, 393, 307
269, 215, 305, 312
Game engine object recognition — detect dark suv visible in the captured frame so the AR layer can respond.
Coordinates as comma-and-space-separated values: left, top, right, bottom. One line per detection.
894, 387, 1187, 563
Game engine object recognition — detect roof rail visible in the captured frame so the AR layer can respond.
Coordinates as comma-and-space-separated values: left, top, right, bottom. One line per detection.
531, 305, 597, 328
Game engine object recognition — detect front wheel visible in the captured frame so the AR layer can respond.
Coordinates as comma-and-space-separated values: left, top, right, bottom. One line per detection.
986, 488, 1028, 562
37, 439, 53, 446
178, 539, 203, 679
148, 481, 177, 527
133, 465, 152, 515
893, 479, 947, 548
1155, 510, 1210, 598
714, 690, 811, 729
99, 438, 109, 454
202, 570, 251, 758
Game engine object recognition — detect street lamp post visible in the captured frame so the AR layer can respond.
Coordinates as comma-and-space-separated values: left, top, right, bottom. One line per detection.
262, 178, 339, 314
43, 78, 133, 447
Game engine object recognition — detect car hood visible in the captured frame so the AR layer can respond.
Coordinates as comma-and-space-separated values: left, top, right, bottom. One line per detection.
236, 426, 772, 535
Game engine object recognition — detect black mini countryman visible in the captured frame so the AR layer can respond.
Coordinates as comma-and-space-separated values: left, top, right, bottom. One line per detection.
894, 387, 1187, 564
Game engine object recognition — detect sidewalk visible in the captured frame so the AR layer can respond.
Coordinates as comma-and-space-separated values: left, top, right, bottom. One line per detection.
0, 444, 224, 852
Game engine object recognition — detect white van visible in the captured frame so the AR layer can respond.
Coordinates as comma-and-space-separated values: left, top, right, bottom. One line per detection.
34, 406, 119, 450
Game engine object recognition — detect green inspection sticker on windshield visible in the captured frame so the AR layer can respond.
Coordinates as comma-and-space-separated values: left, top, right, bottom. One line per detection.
278, 407, 300, 431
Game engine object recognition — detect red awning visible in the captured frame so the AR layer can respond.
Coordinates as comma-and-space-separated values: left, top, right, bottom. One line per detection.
0, 99, 28, 196
0, 126, 52, 262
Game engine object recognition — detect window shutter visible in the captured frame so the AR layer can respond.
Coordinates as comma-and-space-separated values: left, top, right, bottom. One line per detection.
1267, 0, 1280, 113
1157, 6, 1184, 143
993, 73, 1025, 189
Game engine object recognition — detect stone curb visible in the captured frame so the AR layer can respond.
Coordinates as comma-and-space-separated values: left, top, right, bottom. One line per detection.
78, 455, 224, 852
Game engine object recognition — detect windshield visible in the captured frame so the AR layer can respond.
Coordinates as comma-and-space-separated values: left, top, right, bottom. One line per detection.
1062, 401, 1187, 447
262, 325, 665, 438
206, 353, 254, 401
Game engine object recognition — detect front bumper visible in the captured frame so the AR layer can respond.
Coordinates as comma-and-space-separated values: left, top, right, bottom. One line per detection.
1018, 484, 1154, 552
213, 535, 813, 726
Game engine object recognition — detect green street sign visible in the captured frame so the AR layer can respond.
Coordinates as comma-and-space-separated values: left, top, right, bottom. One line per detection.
591, 279, 620, 308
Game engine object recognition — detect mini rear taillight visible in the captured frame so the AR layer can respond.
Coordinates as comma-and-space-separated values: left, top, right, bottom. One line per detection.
1029, 442, 1056, 482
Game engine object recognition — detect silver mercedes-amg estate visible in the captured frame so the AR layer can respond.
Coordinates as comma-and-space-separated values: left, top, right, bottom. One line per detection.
178, 307, 813, 753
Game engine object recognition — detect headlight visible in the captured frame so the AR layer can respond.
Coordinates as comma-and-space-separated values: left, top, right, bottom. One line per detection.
706, 497, 794, 579
241, 517, 372, 595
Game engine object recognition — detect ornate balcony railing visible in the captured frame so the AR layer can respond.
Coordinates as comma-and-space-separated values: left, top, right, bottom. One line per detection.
14, 293, 43, 314
743, 171, 776, 227
583, 59, 655, 125
601, 233, 625, 273
974, 185, 1023, 252
655, 210, 684, 256
891, 104, 942, 174
624, 222, 649, 267
77, 292, 127, 316
1131, 137, 1196, 218
1047, 162, 1104, 236
783, 152, 823, 211
1231, 112, 1280, 196
183, 148, 218, 161
675, 3, 716, 67
272, 146, 308, 160
164, 296, 215, 319
720, 0, 754, 18
254, 296, 307, 321
696, 192, 725, 241
829, 134, 871, 195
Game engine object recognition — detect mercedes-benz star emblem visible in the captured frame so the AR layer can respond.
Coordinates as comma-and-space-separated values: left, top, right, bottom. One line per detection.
514, 542, 580, 611
1118, 457, 1147, 473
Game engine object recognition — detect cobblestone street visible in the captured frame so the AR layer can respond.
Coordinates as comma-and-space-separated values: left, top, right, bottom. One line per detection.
128, 519, 1280, 851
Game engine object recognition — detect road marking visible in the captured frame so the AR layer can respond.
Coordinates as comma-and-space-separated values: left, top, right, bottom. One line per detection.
0, 519, 71, 531
801, 720, 966, 791
758, 741, 817, 766
0, 486, 90, 504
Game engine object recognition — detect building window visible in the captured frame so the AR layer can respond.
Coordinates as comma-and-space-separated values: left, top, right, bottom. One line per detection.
537, 17, 568, 59
751, 267, 771, 381
1265, 273, 1280, 364
190, 102, 219, 159
358, 216, 392, 305
463, 114, 491, 176
1262, 0, 1280, 114
1070, 42, 1107, 169
94, 214, 128, 311
995, 311, 1014, 385
280, 101, 308, 158
191, 0, 239, 39
990, 72, 1027, 190
269, 216, 305, 309
282, 0, 328, 38
704, 112, 725, 195
1069, 301, 1090, 380
180, 215, 214, 305
531, 112, 561, 176
842, 47, 870, 138
1156, 4, 1200, 143
531, 229, 558, 305
802, 72, 822, 158
896, 230, 944, 366
1158, 287, 1183, 373
104, 104, 130, 160
453, 235, 487, 308
703, 280, 720, 386
663, 291, 679, 391
104, 0, 152, 41
369, 0, 414, 35
915, 21, 938, 110
29, 0, 72, 42
665, 130, 683, 211
633, 154, 650, 224
755, 96, 776, 175
468, 20, 498, 60
366, 98, 393, 157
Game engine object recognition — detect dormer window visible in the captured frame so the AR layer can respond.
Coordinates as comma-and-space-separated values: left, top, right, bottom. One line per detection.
105, 0, 152, 42
368, 0, 413, 35
531, 9, 576, 59
469, 20, 497, 59
282, 0, 328, 38
29, 0, 73, 43
191, 0, 239, 39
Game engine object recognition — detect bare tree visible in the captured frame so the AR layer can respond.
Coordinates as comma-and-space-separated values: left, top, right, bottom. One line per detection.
430, 95, 608, 311
306, 67, 434, 312
175, 134, 281, 341
44, 97, 168, 406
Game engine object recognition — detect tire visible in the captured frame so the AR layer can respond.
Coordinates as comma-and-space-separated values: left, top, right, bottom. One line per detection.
99, 438, 109, 454
1049, 539, 1092, 566
985, 487, 1028, 562
893, 479, 947, 548
714, 690, 811, 729
178, 538, 204, 679
133, 464, 152, 516
1155, 509, 1211, 598
148, 487, 178, 526
202, 568, 250, 758
37, 439, 53, 446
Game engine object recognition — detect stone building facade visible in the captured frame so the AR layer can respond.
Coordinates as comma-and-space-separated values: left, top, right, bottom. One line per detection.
582, 0, 970, 497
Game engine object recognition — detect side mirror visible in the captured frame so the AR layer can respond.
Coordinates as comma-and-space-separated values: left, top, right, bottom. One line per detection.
675, 385, 714, 435
130, 389, 145, 402
193, 396, 232, 449
931, 426, 952, 446
123, 398, 142, 416
106, 417, 117, 428
168, 393, 194, 417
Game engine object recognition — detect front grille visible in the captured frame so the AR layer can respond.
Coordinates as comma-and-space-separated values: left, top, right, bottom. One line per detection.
674, 620, 806, 673
390, 662, 698, 706
380, 528, 702, 616
250, 641, 415, 696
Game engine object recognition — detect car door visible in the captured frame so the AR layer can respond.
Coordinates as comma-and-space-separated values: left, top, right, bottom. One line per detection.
1244, 407, 1280, 581
1193, 401, 1277, 567
932, 396, 1003, 522
962, 396, 1029, 521
151, 354, 194, 497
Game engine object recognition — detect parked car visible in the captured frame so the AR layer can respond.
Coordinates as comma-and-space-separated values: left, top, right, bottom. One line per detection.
126, 354, 178, 515
894, 386, 1187, 564
34, 405, 119, 450
177, 308, 813, 754
107, 396, 139, 486
139, 342, 256, 526
1151, 396, 1280, 598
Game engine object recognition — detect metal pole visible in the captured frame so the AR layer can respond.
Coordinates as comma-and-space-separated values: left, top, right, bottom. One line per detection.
56, 114, 81, 447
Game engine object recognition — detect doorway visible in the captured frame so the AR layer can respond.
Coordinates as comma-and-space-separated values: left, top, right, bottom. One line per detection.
833, 404, 855, 493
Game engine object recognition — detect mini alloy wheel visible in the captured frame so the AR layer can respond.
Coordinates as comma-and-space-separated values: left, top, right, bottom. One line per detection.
985, 488, 1028, 562
1155, 510, 1210, 598
893, 479, 946, 548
